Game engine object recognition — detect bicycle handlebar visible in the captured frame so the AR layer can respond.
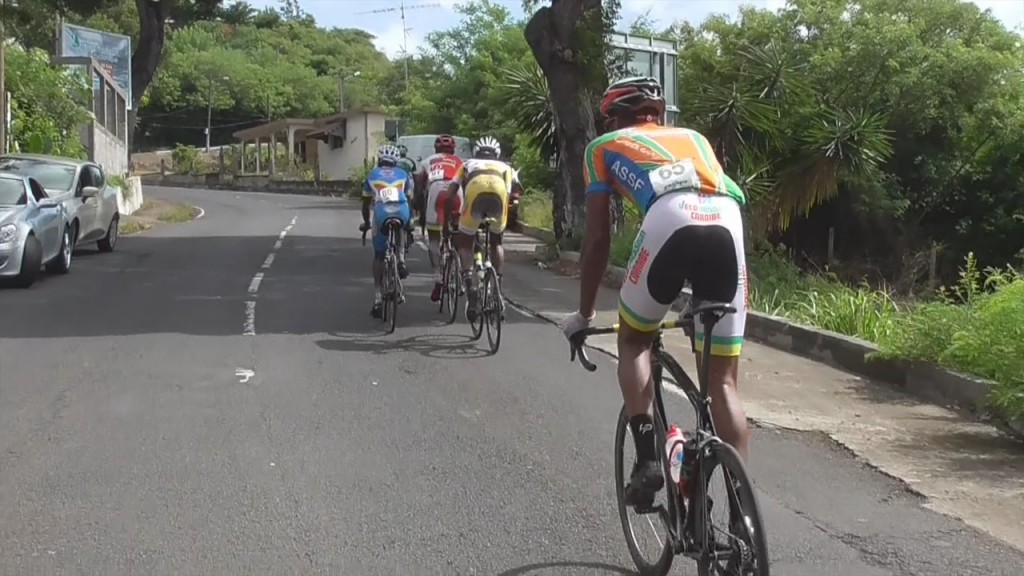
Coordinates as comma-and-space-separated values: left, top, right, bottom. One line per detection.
568, 302, 738, 372
569, 322, 683, 373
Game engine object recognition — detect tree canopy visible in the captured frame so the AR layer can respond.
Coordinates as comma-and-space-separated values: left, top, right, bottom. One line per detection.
4, 0, 1023, 281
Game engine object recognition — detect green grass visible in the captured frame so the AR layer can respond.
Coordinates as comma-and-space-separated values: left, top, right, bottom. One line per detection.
158, 203, 197, 223
118, 218, 147, 235
519, 189, 553, 230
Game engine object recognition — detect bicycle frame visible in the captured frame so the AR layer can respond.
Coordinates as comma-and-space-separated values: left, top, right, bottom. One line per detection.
569, 304, 736, 553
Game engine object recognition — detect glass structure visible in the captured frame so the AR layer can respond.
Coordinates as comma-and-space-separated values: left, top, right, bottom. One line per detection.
606, 32, 680, 126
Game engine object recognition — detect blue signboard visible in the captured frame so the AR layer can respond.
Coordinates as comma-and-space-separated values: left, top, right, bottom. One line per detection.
58, 23, 133, 109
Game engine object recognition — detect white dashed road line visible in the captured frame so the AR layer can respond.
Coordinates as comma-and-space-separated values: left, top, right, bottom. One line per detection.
243, 214, 297, 336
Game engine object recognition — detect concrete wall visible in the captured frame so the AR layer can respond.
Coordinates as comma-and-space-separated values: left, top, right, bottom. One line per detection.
115, 176, 144, 215
139, 172, 359, 197
316, 112, 385, 180
82, 120, 129, 177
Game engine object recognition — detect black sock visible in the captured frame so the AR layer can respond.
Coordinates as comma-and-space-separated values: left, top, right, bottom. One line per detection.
629, 414, 657, 463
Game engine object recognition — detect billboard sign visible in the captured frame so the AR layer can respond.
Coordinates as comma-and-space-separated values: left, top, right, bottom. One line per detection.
58, 23, 133, 109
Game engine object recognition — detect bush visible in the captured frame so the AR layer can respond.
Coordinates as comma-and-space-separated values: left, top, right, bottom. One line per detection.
172, 144, 207, 174
519, 188, 553, 229
6, 45, 90, 158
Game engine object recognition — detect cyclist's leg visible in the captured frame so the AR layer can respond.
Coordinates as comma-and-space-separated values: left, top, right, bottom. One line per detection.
617, 204, 690, 504
489, 192, 508, 278
457, 186, 482, 321
427, 183, 449, 300
395, 201, 412, 279
370, 206, 388, 318
687, 198, 749, 460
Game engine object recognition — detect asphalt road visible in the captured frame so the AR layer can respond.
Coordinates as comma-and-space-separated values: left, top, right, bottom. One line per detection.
1, 186, 1022, 575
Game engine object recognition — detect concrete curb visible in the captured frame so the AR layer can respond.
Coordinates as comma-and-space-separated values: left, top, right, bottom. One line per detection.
138, 175, 350, 197
521, 225, 1023, 439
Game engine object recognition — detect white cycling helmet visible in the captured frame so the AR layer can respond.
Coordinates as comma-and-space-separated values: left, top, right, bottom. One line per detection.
473, 136, 501, 159
377, 144, 401, 166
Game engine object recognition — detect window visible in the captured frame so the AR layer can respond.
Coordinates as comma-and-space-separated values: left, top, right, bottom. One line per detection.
628, 50, 653, 77
86, 165, 105, 188
0, 177, 26, 205
663, 53, 677, 109
0, 157, 76, 191
29, 179, 48, 202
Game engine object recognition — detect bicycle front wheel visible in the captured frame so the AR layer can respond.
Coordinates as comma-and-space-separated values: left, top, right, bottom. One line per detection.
483, 269, 502, 354
385, 253, 399, 334
615, 405, 675, 576
695, 441, 770, 576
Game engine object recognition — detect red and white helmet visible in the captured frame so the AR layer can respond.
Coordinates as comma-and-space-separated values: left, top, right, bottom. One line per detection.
600, 76, 666, 118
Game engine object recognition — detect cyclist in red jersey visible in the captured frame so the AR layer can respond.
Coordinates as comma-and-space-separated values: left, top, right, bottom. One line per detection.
415, 135, 465, 301
561, 77, 751, 509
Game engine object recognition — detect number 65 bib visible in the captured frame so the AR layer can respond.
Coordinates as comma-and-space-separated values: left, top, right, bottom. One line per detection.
648, 159, 701, 196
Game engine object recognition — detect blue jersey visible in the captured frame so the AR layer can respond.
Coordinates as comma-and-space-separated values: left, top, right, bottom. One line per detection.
363, 165, 413, 205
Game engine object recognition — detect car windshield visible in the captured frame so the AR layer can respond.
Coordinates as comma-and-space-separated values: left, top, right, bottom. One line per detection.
0, 178, 27, 205
0, 157, 77, 191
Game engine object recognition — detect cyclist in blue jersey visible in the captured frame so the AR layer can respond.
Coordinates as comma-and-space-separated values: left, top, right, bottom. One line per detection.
359, 144, 414, 319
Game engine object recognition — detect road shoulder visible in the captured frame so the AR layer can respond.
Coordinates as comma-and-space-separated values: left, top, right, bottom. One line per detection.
120, 199, 201, 235
499, 232, 1024, 553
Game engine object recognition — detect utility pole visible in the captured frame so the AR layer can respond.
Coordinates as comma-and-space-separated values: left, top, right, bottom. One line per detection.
205, 75, 229, 152
0, 0, 7, 154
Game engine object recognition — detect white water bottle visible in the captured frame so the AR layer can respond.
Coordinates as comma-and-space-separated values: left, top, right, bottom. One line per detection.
665, 425, 686, 485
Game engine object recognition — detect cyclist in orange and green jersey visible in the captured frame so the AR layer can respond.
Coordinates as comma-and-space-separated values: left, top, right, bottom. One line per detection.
561, 76, 752, 509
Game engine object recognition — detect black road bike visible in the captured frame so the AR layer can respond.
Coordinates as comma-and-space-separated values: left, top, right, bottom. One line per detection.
437, 224, 462, 324
467, 217, 503, 354
361, 216, 407, 334
569, 303, 770, 576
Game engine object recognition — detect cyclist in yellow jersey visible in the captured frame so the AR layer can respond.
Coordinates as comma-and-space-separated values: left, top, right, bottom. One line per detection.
446, 136, 519, 323
561, 76, 751, 508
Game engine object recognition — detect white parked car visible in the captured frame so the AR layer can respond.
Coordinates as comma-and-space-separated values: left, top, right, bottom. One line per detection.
0, 154, 121, 255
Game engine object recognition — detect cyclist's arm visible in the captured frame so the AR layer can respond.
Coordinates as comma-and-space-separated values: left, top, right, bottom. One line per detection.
361, 179, 373, 224
579, 138, 614, 319
445, 166, 465, 228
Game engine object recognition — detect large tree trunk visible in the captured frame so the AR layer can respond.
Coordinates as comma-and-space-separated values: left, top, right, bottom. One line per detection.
524, 0, 602, 247
131, 0, 172, 110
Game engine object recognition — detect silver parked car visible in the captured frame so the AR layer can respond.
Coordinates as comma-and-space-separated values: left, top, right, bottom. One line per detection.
0, 171, 74, 287
0, 154, 121, 255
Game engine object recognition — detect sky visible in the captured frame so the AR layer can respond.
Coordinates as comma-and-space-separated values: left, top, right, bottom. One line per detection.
252, 0, 1024, 59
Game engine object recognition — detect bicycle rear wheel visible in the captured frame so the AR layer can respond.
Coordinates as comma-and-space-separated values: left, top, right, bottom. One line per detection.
443, 249, 461, 324
694, 442, 770, 576
483, 269, 502, 353
469, 278, 484, 341
615, 405, 676, 576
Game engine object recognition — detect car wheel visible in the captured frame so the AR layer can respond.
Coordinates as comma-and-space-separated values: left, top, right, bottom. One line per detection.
45, 226, 73, 274
11, 235, 43, 288
98, 213, 119, 252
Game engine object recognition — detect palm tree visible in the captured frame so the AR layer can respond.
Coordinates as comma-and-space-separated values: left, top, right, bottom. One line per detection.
501, 61, 557, 163
220, 1, 257, 25
685, 39, 893, 233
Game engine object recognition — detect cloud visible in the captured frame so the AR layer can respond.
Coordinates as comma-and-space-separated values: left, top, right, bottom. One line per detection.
369, 21, 425, 59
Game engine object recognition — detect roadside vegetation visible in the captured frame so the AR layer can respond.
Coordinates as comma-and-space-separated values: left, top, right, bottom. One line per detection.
119, 200, 198, 235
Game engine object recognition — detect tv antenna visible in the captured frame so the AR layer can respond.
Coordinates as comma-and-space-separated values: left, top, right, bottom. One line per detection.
357, 1, 441, 91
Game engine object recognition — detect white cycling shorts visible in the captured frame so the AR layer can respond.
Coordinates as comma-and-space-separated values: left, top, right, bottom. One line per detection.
619, 192, 748, 357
